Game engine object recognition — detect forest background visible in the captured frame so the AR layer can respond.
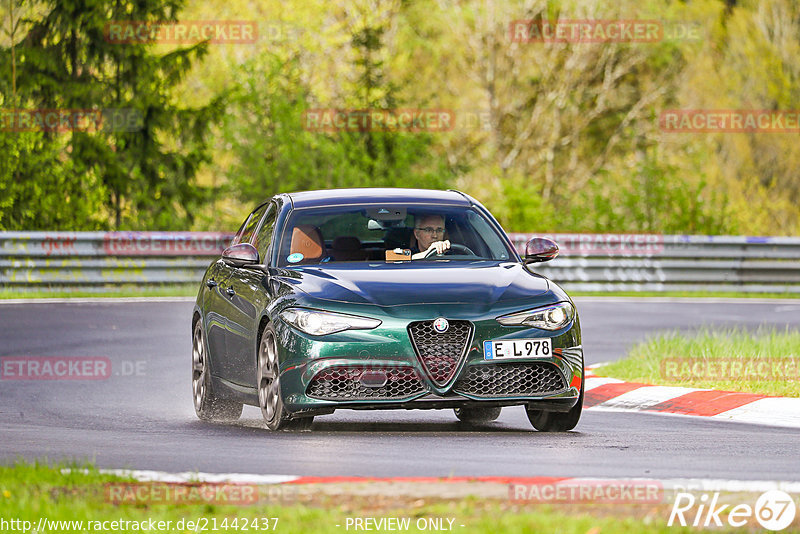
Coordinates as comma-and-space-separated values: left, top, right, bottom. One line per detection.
1, 0, 798, 236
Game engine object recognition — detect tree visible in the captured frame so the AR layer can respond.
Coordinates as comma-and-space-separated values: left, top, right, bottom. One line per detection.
2, 0, 220, 230
0, 0, 106, 229
221, 2, 452, 217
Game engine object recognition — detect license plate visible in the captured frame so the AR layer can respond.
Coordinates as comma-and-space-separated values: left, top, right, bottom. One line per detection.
483, 338, 552, 360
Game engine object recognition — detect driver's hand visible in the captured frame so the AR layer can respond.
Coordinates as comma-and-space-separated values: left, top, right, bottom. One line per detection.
427, 240, 450, 255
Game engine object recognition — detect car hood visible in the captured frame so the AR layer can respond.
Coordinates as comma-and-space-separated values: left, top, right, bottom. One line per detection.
276, 261, 550, 308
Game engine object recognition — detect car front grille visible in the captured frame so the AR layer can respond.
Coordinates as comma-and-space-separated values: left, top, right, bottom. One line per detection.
407, 320, 473, 387
453, 362, 567, 397
306, 366, 427, 400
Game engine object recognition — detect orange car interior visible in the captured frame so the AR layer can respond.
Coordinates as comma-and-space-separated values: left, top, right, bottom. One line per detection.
290, 225, 325, 263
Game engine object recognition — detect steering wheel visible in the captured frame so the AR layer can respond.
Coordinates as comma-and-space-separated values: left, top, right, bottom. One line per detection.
424, 243, 477, 258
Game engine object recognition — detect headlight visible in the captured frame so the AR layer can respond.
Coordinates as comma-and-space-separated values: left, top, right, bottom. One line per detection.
496, 302, 575, 330
280, 308, 381, 336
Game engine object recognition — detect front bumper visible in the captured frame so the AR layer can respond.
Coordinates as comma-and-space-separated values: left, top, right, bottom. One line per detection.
275, 308, 583, 416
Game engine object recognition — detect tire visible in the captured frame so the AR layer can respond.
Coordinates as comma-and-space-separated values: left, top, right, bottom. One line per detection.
526, 376, 583, 432
192, 320, 243, 422
454, 406, 502, 423
257, 322, 314, 431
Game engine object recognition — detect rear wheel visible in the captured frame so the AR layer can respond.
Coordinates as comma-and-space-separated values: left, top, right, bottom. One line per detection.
526, 377, 583, 432
454, 406, 502, 424
258, 323, 314, 431
192, 321, 243, 422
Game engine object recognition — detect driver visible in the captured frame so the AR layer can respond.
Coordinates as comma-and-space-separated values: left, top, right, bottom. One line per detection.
411, 214, 451, 260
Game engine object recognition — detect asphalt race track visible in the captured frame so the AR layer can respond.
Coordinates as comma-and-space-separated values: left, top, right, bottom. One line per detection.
2, 297, 799, 480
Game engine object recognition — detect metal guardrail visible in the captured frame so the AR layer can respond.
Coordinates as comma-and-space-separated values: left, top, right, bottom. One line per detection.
1, 232, 799, 293
509, 233, 800, 293
0, 232, 233, 290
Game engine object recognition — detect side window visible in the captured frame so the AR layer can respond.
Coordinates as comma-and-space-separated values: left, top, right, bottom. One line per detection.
230, 218, 248, 246
466, 210, 510, 260
232, 204, 268, 246
253, 204, 277, 261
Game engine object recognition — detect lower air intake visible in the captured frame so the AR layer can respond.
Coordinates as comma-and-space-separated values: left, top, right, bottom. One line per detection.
306, 366, 426, 400
453, 362, 567, 397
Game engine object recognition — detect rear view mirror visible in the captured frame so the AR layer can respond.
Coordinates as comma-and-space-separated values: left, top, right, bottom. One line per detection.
365, 206, 407, 221
222, 243, 259, 267
524, 238, 559, 263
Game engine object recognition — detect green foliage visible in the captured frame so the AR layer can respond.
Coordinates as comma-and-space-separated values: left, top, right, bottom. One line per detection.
0, 129, 106, 230
1, 0, 799, 234
599, 326, 800, 397
222, 52, 451, 208
0, 0, 219, 230
569, 155, 731, 234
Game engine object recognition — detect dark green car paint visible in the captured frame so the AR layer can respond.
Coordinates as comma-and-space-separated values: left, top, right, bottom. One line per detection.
193, 189, 583, 418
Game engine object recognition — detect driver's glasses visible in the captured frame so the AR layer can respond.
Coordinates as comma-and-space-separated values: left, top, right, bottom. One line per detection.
416, 226, 445, 235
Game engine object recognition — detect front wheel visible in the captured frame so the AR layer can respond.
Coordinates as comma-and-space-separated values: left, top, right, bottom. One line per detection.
526, 376, 583, 432
192, 320, 243, 422
257, 323, 314, 431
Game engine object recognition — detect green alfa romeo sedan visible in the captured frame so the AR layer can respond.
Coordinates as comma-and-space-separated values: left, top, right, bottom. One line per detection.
192, 188, 583, 431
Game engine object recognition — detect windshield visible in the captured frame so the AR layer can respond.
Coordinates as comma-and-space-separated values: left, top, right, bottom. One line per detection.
276, 204, 515, 266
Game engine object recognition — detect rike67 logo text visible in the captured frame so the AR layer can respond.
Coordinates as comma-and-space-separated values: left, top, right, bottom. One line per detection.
669, 490, 796, 531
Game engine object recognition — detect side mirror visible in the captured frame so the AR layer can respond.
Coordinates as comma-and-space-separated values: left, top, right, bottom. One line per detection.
524, 237, 559, 264
222, 243, 259, 267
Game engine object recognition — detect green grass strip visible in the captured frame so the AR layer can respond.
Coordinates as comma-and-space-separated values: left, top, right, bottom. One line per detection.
0, 285, 196, 299
0, 461, 698, 534
598, 327, 800, 397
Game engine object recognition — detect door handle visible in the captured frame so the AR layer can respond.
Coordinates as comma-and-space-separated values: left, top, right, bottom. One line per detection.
206, 278, 217, 288
226, 287, 235, 297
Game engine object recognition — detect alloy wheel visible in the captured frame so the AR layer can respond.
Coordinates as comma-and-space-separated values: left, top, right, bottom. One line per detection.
258, 330, 280, 422
192, 322, 206, 412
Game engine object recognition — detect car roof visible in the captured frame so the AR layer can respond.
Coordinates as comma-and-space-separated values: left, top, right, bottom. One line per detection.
284, 188, 472, 209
